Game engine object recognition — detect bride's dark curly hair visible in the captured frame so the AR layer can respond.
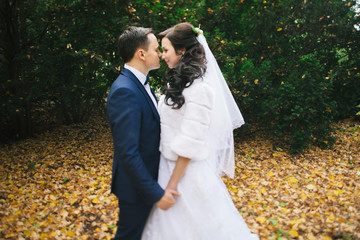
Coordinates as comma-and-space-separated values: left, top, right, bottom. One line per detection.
159, 23, 207, 109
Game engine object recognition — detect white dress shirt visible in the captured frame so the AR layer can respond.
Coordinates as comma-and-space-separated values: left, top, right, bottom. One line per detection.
124, 64, 158, 109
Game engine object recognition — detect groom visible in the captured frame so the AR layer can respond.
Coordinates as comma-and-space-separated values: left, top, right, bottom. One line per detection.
107, 26, 179, 240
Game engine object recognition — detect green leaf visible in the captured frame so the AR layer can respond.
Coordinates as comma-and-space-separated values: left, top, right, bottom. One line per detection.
270, 219, 278, 225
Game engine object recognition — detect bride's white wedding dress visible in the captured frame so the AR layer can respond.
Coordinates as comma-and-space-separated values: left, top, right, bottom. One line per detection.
141, 82, 259, 240
142, 155, 259, 240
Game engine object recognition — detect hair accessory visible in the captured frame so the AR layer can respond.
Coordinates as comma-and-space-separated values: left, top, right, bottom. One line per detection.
192, 26, 203, 36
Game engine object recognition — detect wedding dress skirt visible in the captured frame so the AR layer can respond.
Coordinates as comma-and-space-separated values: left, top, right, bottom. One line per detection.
141, 154, 259, 240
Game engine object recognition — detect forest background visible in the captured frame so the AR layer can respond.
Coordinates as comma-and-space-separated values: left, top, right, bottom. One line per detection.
1, 0, 359, 153
1, 1, 360, 239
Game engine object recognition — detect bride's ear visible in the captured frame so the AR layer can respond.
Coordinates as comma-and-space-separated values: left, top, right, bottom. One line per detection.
178, 48, 186, 56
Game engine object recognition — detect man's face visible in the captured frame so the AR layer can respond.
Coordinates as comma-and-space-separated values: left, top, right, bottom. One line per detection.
144, 33, 161, 71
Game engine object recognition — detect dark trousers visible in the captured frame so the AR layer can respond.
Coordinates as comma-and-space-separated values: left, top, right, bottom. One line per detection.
114, 201, 153, 240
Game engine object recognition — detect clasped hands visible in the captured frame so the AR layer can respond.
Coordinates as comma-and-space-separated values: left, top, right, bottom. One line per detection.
156, 187, 180, 210
156, 156, 189, 210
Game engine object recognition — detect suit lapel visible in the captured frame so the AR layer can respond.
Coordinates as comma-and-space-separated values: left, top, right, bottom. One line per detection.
122, 69, 160, 122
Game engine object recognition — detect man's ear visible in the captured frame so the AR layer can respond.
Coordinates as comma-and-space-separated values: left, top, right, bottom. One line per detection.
137, 49, 146, 61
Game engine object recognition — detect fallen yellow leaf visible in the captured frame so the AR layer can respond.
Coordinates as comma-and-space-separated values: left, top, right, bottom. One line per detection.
66, 230, 74, 237
289, 229, 299, 237
256, 216, 267, 224
288, 176, 298, 184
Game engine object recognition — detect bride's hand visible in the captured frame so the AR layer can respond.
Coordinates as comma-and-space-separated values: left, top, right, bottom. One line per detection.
156, 189, 180, 210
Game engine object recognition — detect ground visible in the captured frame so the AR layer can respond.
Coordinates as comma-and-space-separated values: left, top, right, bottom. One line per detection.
0, 117, 359, 239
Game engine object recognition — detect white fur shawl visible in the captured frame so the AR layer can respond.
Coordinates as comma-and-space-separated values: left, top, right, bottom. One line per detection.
158, 79, 215, 161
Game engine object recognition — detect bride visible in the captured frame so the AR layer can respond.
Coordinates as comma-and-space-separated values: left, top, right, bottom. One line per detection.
141, 22, 259, 240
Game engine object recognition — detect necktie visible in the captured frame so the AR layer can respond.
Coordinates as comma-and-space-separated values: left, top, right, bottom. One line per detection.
144, 74, 150, 85
144, 74, 158, 104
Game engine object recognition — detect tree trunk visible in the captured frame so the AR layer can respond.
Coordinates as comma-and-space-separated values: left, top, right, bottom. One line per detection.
1, 0, 33, 138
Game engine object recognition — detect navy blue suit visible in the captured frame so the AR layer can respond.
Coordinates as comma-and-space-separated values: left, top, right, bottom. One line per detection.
107, 68, 164, 240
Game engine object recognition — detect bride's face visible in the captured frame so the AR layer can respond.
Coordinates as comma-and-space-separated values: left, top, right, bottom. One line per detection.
161, 37, 183, 69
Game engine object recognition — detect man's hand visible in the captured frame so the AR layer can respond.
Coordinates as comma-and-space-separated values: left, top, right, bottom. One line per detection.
156, 189, 180, 210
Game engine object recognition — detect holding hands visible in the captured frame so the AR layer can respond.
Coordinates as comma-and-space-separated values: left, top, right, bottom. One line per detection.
156, 155, 190, 210
156, 188, 180, 210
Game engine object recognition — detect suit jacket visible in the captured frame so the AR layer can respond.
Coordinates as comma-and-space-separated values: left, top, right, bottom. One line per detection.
107, 68, 164, 205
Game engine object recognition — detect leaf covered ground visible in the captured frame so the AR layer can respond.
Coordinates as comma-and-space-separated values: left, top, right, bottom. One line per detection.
1, 117, 359, 239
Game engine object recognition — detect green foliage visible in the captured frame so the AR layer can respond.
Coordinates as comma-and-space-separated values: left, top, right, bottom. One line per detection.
1, 0, 359, 153
198, 0, 359, 153
0, 0, 120, 139
270, 53, 336, 152
34, 1, 120, 124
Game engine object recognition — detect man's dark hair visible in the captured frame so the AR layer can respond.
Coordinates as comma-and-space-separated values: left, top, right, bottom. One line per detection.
118, 26, 154, 63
